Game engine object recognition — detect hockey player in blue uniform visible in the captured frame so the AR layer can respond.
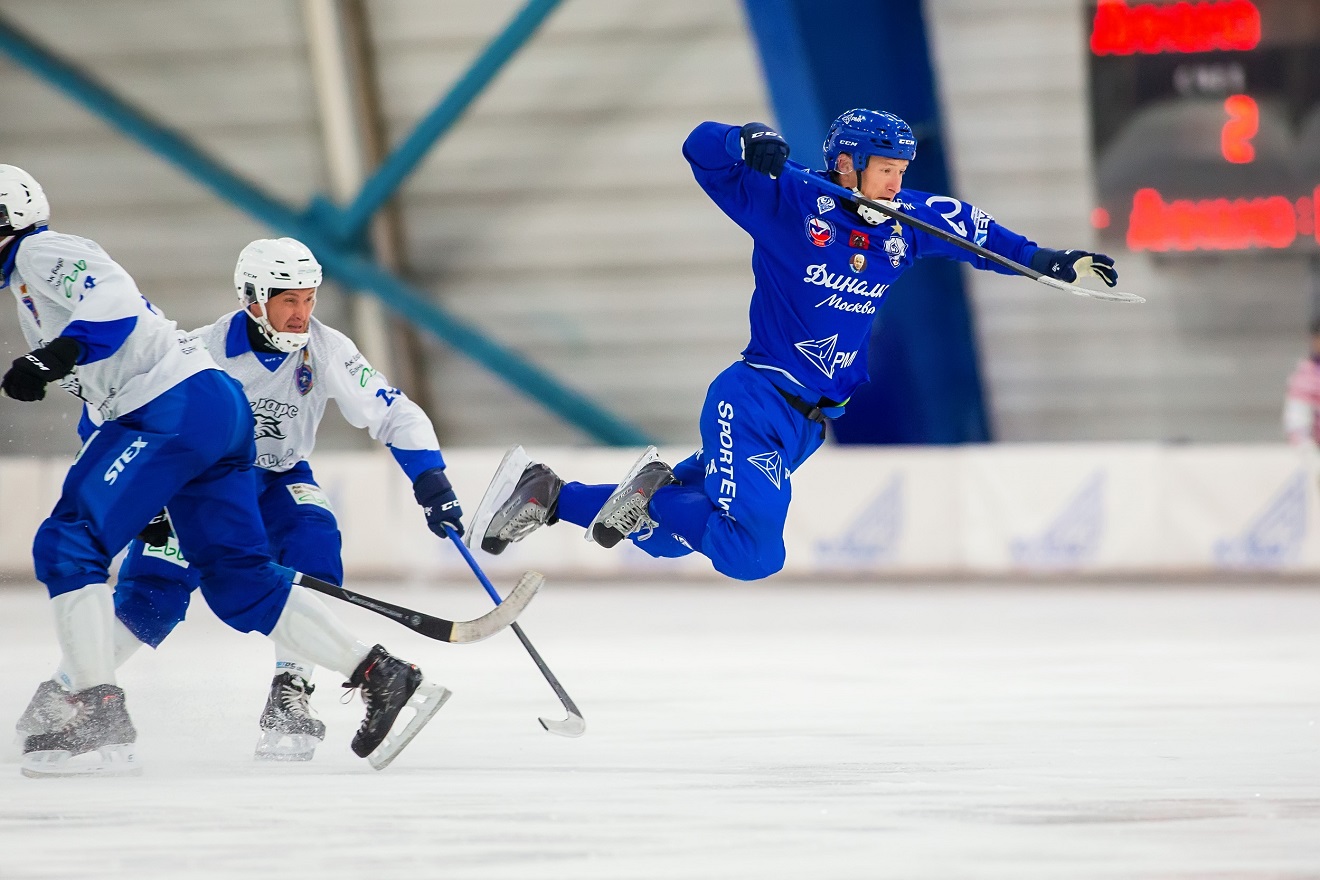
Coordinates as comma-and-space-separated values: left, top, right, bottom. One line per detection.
466, 110, 1118, 580
15, 237, 466, 762
0, 166, 454, 776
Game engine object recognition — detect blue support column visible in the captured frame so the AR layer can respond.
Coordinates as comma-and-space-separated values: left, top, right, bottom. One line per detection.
0, 12, 649, 446
740, 0, 991, 444
332, 0, 565, 241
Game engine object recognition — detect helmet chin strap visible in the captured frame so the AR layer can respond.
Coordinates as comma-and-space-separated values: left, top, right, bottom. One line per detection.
250, 307, 309, 353
837, 154, 892, 226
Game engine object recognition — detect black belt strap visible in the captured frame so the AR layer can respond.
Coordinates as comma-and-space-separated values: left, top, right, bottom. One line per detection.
775, 386, 842, 424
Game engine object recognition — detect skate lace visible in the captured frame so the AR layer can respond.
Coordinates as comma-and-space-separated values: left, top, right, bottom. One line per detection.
500, 503, 551, 542
280, 680, 316, 719
605, 495, 658, 542
341, 672, 380, 741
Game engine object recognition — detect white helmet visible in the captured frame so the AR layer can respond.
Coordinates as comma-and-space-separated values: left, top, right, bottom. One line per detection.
234, 237, 322, 353
0, 165, 50, 234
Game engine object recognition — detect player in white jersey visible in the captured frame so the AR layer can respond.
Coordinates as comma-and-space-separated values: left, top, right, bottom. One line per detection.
1, 165, 450, 776
18, 237, 466, 761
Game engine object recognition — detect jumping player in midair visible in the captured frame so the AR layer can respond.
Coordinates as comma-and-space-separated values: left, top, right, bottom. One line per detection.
0, 166, 457, 776
466, 110, 1119, 579
14, 237, 465, 762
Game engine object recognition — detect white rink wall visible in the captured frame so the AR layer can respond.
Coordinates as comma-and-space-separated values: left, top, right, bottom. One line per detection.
1, 444, 1317, 580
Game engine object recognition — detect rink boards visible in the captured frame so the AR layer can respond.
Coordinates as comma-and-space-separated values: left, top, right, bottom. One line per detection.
1, 443, 1318, 578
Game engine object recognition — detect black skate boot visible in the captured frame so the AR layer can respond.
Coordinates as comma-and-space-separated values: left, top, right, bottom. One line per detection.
589, 446, 677, 548
343, 645, 450, 770
21, 683, 140, 778
254, 672, 326, 762
469, 445, 564, 555
14, 678, 74, 741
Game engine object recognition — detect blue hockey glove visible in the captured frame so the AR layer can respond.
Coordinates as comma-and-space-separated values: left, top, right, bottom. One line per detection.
740, 122, 790, 178
413, 467, 464, 540
1030, 248, 1118, 288
1, 337, 81, 402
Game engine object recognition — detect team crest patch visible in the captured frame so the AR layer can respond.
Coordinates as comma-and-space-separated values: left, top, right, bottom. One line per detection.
295, 362, 314, 396
286, 482, 333, 511
805, 215, 837, 248
849, 230, 869, 249
883, 231, 908, 267
816, 195, 836, 215
849, 253, 867, 273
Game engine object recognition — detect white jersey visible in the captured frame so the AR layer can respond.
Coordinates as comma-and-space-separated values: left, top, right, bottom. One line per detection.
188, 310, 441, 473
6, 230, 216, 420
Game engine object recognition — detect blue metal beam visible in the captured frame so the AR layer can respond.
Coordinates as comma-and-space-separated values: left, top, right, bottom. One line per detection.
332, 0, 565, 241
0, 13, 649, 446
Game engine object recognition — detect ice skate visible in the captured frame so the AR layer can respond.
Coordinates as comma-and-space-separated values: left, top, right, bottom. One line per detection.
253, 672, 326, 762
14, 678, 74, 743
589, 446, 677, 548
21, 683, 140, 778
467, 445, 563, 555
343, 644, 450, 771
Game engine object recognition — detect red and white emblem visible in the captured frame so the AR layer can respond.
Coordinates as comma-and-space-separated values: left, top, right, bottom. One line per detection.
804, 215, 836, 248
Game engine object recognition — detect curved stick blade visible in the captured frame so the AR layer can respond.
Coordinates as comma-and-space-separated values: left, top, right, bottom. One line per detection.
540, 711, 586, 737
1034, 275, 1146, 303
448, 570, 543, 643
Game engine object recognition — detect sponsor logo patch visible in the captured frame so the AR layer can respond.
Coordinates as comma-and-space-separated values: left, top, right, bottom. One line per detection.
286, 482, 333, 511
714, 401, 737, 511
794, 334, 857, 378
104, 437, 149, 485
747, 451, 783, 490
143, 536, 189, 568
804, 215, 837, 248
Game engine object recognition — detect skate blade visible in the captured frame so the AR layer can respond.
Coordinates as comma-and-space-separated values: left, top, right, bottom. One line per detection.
368, 683, 451, 771
253, 732, 321, 762
467, 446, 532, 552
586, 446, 660, 544
21, 744, 141, 778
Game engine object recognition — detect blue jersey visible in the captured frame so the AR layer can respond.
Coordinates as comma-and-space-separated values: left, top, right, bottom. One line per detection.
683, 121, 1043, 403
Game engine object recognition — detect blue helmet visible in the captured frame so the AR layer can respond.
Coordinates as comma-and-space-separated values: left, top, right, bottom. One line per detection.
822, 109, 916, 173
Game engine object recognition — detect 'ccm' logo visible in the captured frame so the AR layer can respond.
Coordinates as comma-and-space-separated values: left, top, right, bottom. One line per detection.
104, 437, 149, 485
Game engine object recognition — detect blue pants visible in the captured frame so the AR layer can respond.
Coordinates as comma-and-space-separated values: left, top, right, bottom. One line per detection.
113, 462, 343, 647
33, 370, 293, 635
560, 361, 825, 580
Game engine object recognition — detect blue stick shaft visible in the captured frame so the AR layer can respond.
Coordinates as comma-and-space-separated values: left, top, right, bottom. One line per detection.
442, 524, 504, 604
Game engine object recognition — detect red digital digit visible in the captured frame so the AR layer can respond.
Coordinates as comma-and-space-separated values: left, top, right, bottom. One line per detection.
1221, 94, 1257, 164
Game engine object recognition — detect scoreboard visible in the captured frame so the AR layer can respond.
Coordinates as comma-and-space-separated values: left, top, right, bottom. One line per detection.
1087, 0, 1320, 253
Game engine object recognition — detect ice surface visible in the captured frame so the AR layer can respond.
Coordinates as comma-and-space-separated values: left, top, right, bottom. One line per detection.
1, 579, 1318, 879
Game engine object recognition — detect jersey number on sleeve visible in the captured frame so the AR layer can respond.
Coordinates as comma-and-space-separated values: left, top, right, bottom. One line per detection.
926, 196, 968, 238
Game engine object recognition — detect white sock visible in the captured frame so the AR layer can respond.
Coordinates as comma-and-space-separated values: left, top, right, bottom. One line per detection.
49, 584, 116, 692
53, 617, 145, 690
273, 650, 316, 682
269, 586, 371, 678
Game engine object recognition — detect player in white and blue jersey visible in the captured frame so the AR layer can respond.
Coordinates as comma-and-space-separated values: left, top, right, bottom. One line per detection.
466, 110, 1118, 580
0, 166, 448, 776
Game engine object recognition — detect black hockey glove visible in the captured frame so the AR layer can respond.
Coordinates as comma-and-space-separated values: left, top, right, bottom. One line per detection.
1029, 248, 1118, 288
137, 509, 173, 549
1, 336, 82, 402
740, 122, 790, 178
414, 467, 464, 540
